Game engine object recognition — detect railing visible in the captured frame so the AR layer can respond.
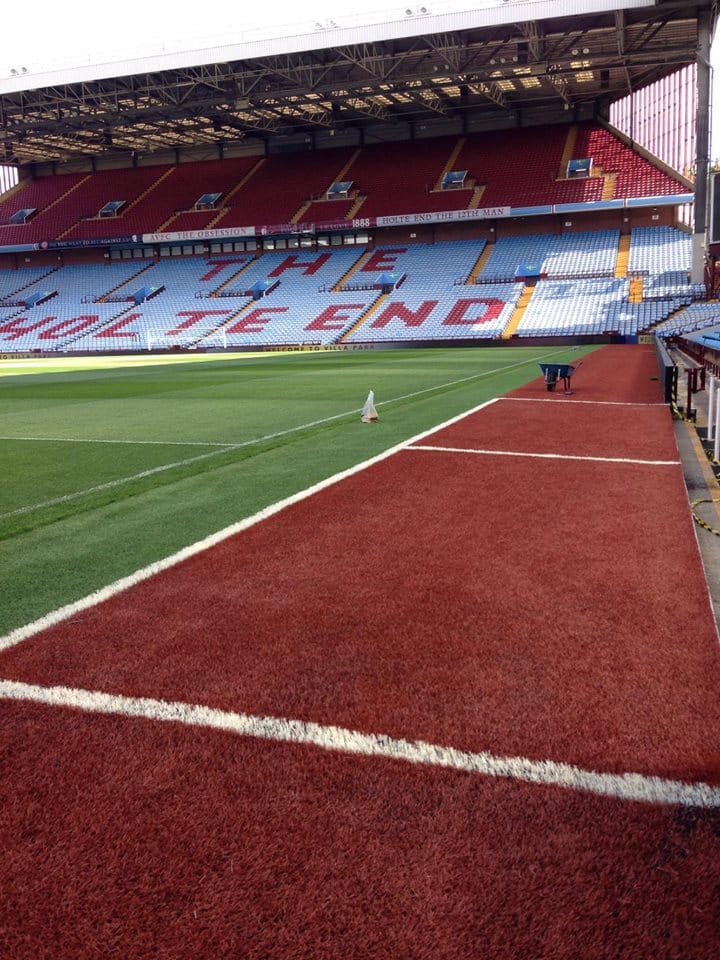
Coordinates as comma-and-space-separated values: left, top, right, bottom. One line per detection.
339, 281, 378, 292
208, 288, 248, 298
654, 335, 679, 406
545, 269, 616, 280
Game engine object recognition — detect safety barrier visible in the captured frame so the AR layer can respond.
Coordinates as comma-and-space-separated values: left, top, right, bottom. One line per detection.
653, 335, 678, 406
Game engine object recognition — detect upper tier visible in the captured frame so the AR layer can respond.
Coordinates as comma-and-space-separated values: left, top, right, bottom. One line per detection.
0, 122, 687, 245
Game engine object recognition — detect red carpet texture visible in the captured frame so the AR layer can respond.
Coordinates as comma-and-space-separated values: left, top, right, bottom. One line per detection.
2, 699, 719, 960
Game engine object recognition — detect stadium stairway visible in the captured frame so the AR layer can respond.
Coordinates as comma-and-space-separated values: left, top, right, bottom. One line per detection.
100, 262, 157, 300
334, 148, 362, 185
58, 168, 177, 240
41, 176, 93, 240
295, 149, 366, 222
333, 250, 373, 291
557, 126, 579, 179
191, 301, 255, 347
346, 195, 367, 219
61, 304, 138, 350
468, 185, 486, 209
629, 276, 644, 304
433, 137, 465, 191
205, 207, 231, 230
155, 210, 180, 232
615, 234, 631, 278
466, 244, 493, 283
501, 284, 535, 339
204, 159, 267, 230
290, 200, 313, 224
0, 307, 25, 326
8, 266, 61, 297
339, 293, 388, 341
602, 173, 618, 200
122, 167, 176, 223
289, 150, 363, 225
210, 258, 257, 296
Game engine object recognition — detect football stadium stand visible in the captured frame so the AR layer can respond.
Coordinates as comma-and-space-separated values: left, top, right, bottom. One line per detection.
0, 92, 704, 359
654, 302, 720, 339
0, 124, 689, 242
0, 223, 704, 352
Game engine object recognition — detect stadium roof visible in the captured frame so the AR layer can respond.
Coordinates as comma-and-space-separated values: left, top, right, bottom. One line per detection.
0, 0, 715, 167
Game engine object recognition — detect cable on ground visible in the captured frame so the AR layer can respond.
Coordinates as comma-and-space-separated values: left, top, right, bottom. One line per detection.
691, 498, 720, 536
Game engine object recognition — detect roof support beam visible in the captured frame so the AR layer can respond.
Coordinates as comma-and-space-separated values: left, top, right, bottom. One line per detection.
614, 10, 633, 95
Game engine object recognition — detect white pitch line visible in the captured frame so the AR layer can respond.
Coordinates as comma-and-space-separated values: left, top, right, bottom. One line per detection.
0, 398, 476, 521
501, 397, 665, 408
408, 445, 680, 467
372, 347, 570, 407
0, 445, 240, 521
0, 435, 231, 447
2, 677, 719, 807
0, 349, 566, 522
0, 398, 500, 650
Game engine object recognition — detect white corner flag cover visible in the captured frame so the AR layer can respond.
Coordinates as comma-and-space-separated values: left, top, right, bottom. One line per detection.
361, 389, 379, 422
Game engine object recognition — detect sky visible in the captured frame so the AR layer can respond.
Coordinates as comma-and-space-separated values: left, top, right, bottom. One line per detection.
0, 0, 332, 71
0, 0, 554, 75
0, 0, 718, 157
0, 0, 495, 73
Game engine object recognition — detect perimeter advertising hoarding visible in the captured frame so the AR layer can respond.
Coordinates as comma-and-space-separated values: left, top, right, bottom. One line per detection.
44, 237, 137, 249
140, 207, 512, 245
373, 207, 509, 227
142, 226, 257, 244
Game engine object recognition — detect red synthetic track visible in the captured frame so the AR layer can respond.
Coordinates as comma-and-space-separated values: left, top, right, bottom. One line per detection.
2, 699, 719, 960
510, 343, 665, 404
424, 397, 676, 461
1, 344, 719, 958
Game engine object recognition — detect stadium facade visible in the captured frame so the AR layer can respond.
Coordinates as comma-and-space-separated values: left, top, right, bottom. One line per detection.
0, 0, 716, 352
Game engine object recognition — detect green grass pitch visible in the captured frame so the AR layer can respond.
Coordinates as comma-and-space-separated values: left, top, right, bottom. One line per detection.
0, 346, 592, 634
